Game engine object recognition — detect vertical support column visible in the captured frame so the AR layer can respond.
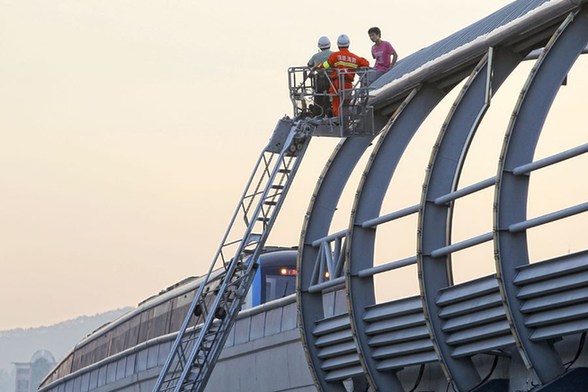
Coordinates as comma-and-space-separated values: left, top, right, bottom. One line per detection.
418, 47, 522, 391
495, 9, 588, 385
346, 85, 446, 391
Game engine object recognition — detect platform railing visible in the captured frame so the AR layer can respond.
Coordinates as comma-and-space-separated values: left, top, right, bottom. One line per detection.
287, 66, 376, 137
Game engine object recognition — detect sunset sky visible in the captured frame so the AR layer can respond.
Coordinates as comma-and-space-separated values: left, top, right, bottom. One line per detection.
6, 0, 586, 331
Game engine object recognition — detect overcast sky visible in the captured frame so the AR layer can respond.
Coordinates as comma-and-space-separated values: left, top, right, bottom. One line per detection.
5, 0, 586, 331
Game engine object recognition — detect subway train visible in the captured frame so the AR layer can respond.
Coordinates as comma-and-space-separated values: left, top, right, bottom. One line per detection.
39, 247, 297, 389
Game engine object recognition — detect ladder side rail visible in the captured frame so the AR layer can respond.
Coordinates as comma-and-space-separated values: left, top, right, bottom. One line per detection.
244, 152, 307, 254
226, 139, 295, 257
218, 152, 277, 265
154, 267, 237, 392
165, 183, 281, 390
221, 150, 291, 258
202, 129, 302, 302
256, 157, 292, 227
172, 162, 287, 386
174, 264, 247, 391
190, 261, 261, 389
238, 152, 277, 229
153, 133, 291, 392
188, 131, 311, 392
221, 155, 293, 263
171, 124, 304, 391
152, 264, 217, 392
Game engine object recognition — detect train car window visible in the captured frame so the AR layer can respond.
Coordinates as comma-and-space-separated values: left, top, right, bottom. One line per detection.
108, 315, 141, 357
136, 301, 173, 343
93, 335, 110, 368
55, 353, 73, 383
137, 307, 155, 344
169, 289, 196, 333
72, 340, 93, 371
124, 315, 141, 350
71, 347, 83, 372
108, 324, 126, 356
149, 301, 172, 340
263, 266, 296, 303
74, 333, 109, 371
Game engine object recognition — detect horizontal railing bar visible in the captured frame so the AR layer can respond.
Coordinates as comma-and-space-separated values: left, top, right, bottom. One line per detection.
361, 204, 420, 229
434, 177, 495, 205
509, 202, 588, 232
524, 44, 588, 60
311, 229, 347, 248
431, 232, 494, 258
308, 277, 346, 294
357, 256, 418, 278
513, 143, 588, 175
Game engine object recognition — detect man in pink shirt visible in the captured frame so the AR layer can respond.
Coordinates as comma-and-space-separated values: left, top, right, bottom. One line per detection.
368, 26, 398, 83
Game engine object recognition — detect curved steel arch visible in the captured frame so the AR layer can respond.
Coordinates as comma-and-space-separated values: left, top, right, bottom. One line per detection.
297, 118, 385, 392
418, 46, 523, 391
346, 84, 447, 391
494, 8, 588, 384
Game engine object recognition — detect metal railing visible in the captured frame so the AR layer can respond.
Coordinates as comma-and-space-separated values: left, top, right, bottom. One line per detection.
287, 66, 376, 137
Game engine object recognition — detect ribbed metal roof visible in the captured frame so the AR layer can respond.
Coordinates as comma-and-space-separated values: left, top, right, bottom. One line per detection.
371, 0, 554, 90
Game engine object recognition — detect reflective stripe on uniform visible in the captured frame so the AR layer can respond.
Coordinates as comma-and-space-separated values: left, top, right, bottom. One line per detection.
334, 61, 359, 68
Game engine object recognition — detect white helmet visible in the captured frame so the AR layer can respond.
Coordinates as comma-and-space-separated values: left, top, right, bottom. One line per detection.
317, 36, 330, 49
337, 34, 350, 48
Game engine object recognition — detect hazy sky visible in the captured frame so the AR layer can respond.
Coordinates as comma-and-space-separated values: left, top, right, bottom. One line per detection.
8, 0, 577, 331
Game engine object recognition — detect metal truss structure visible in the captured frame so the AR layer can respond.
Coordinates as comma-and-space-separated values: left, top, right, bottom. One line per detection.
297, 0, 588, 390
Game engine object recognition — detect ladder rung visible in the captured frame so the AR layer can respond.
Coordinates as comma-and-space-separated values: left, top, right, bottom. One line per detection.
264, 201, 277, 206
271, 185, 284, 189
278, 169, 291, 173
257, 217, 270, 222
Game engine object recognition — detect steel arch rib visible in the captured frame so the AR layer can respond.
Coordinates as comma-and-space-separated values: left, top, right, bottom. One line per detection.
418, 47, 523, 391
346, 84, 446, 391
297, 122, 384, 392
494, 8, 588, 384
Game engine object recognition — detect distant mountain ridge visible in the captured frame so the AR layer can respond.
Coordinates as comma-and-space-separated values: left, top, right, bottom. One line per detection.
0, 308, 133, 380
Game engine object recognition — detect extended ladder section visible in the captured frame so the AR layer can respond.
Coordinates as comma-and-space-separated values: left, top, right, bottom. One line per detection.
153, 66, 376, 392
152, 118, 312, 392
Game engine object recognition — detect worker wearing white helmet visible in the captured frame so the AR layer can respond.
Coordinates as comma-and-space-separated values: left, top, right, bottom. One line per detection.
307, 36, 334, 116
307, 36, 332, 67
319, 34, 369, 117
336, 34, 350, 48
318, 36, 331, 50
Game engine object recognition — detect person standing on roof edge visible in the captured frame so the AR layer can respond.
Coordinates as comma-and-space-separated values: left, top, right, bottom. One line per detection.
320, 34, 369, 117
368, 26, 398, 83
307, 36, 333, 117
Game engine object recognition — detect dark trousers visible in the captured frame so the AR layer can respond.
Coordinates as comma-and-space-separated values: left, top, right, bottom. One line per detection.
312, 73, 331, 117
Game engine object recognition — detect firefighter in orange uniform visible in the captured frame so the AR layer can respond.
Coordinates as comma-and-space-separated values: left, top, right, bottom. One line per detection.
320, 34, 370, 117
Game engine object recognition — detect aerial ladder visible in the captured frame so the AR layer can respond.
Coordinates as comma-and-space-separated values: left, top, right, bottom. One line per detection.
152, 66, 376, 392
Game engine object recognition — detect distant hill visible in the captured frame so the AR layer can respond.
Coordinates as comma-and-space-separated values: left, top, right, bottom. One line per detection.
0, 308, 133, 388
